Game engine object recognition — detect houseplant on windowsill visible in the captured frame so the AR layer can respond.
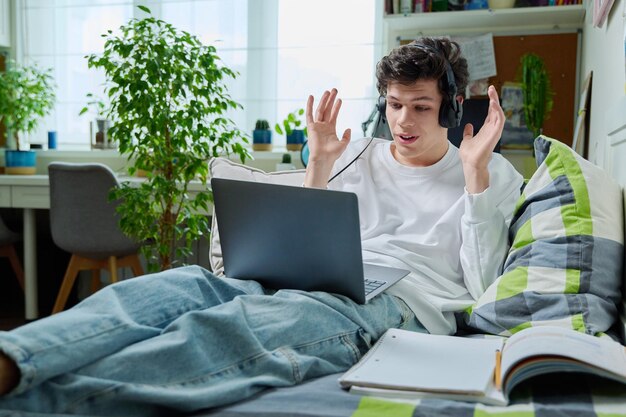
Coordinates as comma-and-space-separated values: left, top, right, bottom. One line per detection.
85, 5, 250, 271
252, 119, 272, 151
0, 60, 56, 175
275, 109, 307, 151
79, 93, 115, 149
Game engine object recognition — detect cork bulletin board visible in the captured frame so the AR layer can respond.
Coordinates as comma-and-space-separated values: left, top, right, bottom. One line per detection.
400, 33, 579, 146
490, 33, 579, 147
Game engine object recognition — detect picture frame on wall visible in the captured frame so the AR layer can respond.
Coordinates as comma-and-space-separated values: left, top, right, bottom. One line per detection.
593, 0, 615, 28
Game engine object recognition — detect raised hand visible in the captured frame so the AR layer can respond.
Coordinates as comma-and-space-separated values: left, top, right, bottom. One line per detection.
303, 88, 352, 188
459, 85, 505, 170
458, 85, 505, 193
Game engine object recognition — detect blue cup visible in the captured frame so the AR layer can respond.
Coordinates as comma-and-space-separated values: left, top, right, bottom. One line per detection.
48, 131, 57, 149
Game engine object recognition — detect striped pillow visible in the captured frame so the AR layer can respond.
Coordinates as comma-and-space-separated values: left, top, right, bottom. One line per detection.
464, 136, 624, 336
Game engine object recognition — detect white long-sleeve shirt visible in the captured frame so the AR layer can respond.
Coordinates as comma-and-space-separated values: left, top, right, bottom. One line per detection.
327, 138, 524, 335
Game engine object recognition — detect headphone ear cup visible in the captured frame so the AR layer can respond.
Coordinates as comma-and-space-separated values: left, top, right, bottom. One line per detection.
377, 96, 386, 115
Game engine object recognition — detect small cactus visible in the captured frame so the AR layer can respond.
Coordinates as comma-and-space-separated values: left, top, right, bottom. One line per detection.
255, 119, 270, 130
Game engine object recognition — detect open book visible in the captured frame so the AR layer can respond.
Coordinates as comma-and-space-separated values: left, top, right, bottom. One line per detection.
338, 326, 626, 406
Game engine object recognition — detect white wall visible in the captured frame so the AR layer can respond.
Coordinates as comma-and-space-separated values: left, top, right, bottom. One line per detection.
581, 0, 626, 185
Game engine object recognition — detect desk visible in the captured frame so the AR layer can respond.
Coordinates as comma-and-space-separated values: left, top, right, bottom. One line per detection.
0, 175, 49, 319
0, 175, 210, 319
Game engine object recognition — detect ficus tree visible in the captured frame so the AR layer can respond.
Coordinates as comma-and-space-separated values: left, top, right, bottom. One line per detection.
84, 6, 250, 271
0, 60, 56, 150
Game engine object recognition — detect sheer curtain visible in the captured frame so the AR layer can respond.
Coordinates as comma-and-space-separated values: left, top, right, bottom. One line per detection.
18, 0, 383, 149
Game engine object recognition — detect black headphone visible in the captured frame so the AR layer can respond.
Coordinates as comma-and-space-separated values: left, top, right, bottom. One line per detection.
377, 42, 463, 129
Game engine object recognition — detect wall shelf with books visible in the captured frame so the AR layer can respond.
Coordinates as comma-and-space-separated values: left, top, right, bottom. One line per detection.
383, 5, 585, 50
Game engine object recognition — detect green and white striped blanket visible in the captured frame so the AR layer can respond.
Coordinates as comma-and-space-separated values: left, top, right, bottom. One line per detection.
199, 372, 626, 417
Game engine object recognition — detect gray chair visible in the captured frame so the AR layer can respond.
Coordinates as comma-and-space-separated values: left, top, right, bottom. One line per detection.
48, 162, 144, 314
0, 215, 24, 291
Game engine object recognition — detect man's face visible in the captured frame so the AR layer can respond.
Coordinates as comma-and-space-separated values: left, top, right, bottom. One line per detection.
385, 79, 449, 167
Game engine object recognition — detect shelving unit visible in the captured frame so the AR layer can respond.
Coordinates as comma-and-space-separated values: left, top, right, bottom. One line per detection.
381, 4, 587, 169
383, 4, 585, 50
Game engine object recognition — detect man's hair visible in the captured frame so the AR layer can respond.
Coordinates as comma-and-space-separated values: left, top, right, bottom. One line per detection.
375, 37, 469, 100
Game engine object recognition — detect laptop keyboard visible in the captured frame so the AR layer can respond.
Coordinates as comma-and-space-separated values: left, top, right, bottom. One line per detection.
364, 278, 386, 295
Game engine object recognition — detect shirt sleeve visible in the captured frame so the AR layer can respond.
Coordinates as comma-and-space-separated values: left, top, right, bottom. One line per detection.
459, 159, 524, 301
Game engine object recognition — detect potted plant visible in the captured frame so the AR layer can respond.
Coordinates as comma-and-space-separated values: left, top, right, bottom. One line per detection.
275, 153, 296, 171
85, 6, 250, 271
518, 53, 554, 139
0, 60, 56, 174
275, 109, 307, 151
80, 93, 115, 149
252, 119, 272, 151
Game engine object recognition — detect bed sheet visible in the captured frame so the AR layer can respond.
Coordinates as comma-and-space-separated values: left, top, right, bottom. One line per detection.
195, 372, 626, 417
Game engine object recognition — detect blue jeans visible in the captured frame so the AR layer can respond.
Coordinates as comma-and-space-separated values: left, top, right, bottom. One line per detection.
0, 266, 425, 416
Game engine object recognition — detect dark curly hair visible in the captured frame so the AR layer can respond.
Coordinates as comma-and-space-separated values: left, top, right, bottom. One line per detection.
375, 37, 469, 102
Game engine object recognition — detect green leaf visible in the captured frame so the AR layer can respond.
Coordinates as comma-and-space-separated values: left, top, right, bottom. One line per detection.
137, 5, 151, 14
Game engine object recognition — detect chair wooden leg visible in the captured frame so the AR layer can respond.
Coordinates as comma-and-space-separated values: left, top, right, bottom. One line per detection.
91, 269, 101, 293
108, 256, 119, 283
129, 254, 144, 277
5, 245, 24, 291
52, 255, 82, 314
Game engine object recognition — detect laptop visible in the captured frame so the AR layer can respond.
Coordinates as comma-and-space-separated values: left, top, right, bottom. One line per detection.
211, 178, 410, 304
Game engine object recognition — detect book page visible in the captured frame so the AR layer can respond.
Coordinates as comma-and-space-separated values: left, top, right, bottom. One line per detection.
501, 326, 626, 387
339, 328, 504, 395
349, 384, 508, 406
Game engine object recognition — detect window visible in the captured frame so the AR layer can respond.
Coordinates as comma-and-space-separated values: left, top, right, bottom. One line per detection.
18, 0, 382, 150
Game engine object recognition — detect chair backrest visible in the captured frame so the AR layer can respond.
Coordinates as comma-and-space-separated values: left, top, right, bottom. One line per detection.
448, 98, 501, 153
48, 162, 140, 258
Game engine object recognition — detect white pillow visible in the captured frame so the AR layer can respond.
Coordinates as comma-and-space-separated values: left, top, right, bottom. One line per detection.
208, 157, 306, 276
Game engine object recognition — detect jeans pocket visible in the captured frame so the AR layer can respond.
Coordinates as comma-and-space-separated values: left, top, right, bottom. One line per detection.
392, 296, 420, 331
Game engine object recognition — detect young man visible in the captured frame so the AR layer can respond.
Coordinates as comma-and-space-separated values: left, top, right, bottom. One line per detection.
0, 37, 523, 415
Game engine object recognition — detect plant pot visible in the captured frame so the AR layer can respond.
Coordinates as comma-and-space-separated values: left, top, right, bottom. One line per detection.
5, 150, 37, 175
488, 0, 515, 8
252, 129, 272, 151
286, 129, 305, 151
91, 119, 116, 149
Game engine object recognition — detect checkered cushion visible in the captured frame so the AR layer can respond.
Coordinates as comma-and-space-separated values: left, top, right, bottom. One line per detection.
208, 157, 306, 276
464, 136, 624, 336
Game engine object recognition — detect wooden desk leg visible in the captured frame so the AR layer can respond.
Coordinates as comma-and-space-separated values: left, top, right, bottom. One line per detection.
24, 208, 39, 320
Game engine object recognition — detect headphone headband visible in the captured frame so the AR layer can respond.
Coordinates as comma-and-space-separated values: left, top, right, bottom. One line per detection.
409, 43, 457, 97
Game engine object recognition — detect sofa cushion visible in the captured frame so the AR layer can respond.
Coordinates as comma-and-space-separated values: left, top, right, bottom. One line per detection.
464, 136, 624, 336
208, 157, 306, 276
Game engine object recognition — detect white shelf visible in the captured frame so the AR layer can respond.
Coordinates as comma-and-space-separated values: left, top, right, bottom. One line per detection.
384, 5, 585, 37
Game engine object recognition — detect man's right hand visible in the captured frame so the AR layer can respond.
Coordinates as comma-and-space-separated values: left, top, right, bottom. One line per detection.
303, 88, 351, 188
